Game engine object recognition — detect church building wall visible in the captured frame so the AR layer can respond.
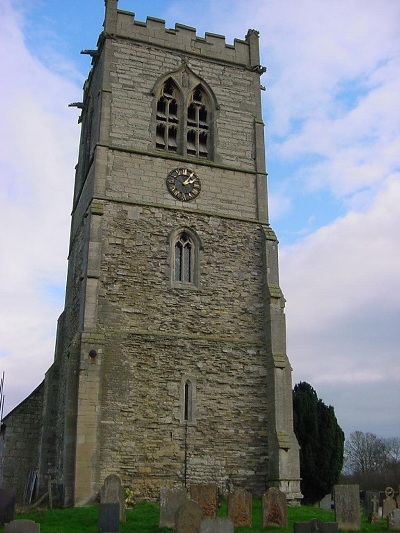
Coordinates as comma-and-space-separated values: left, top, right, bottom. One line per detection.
0, 383, 44, 503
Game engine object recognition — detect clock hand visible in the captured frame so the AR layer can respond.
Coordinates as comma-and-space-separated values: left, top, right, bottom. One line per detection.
183, 176, 195, 185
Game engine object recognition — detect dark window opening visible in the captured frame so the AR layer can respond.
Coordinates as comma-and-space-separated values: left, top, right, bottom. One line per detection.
184, 381, 190, 421
175, 232, 193, 283
156, 79, 180, 152
186, 85, 209, 157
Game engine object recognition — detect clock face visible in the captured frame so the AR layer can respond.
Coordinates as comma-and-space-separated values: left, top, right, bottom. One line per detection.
166, 168, 201, 202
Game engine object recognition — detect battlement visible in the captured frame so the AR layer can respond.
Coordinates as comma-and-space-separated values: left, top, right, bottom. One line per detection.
104, 1, 261, 68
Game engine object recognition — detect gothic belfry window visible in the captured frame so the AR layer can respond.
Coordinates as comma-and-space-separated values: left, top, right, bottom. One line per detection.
156, 78, 180, 152
187, 85, 209, 158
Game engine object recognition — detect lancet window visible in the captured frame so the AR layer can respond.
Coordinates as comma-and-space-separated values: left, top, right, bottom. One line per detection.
156, 79, 180, 152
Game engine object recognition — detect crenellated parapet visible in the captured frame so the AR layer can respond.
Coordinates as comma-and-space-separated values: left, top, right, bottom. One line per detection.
103, 1, 264, 69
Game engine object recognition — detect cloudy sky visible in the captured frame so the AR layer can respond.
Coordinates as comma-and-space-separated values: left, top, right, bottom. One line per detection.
1, 0, 399, 438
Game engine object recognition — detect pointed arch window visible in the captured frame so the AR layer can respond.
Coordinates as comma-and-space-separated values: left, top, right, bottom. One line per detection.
181, 376, 197, 424
156, 78, 180, 152
154, 75, 215, 160
174, 232, 193, 283
170, 228, 200, 289
187, 85, 209, 158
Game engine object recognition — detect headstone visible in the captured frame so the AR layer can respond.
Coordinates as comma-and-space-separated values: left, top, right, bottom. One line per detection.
4, 520, 40, 533
200, 517, 234, 532
262, 487, 287, 528
294, 518, 338, 533
98, 503, 120, 533
0, 489, 15, 526
383, 487, 397, 519
100, 474, 125, 521
159, 487, 187, 529
320, 493, 333, 510
334, 484, 361, 531
190, 483, 217, 518
228, 487, 252, 527
365, 491, 381, 522
175, 499, 204, 533
388, 509, 400, 531
364, 491, 380, 517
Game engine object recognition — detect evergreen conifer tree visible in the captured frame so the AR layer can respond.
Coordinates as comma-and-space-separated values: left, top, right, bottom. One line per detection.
293, 381, 345, 504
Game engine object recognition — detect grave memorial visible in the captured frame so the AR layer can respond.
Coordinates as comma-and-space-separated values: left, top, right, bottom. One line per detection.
262, 486, 287, 528
159, 487, 187, 529
100, 474, 125, 521
388, 508, 400, 531
334, 484, 361, 531
98, 503, 120, 533
175, 499, 204, 533
228, 487, 252, 527
190, 483, 217, 517
383, 487, 397, 519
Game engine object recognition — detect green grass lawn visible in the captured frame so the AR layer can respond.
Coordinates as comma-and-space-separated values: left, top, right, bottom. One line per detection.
0, 501, 389, 532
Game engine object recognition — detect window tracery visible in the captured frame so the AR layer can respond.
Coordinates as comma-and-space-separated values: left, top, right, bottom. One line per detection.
154, 74, 214, 159
156, 79, 180, 152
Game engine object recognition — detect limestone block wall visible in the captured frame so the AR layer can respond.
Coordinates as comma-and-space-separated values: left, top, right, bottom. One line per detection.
0, 383, 44, 502
85, 203, 272, 498
105, 36, 260, 169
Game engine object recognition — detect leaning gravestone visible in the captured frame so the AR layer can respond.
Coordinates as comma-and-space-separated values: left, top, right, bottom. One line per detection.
159, 487, 187, 529
190, 483, 217, 517
4, 520, 40, 533
98, 503, 120, 533
294, 518, 338, 533
100, 474, 125, 521
200, 517, 234, 532
383, 487, 397, 519
228, 487, 252, 527
0, 489, 15, 526
388, 509, 400, 531
262, 487, 287, 528
175, 499, 204, 533
334, 484, 360, 531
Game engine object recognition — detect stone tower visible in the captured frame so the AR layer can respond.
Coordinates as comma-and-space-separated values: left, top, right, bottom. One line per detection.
5, 0, 302, 506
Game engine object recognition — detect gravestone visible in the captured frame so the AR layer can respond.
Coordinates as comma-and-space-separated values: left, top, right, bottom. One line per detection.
98, 503, 120, 533
159, 487, 187, 529
0, 489, 15, 526
262, 487, 287, 528
320, 493, 333, 511
100, 474, 125, 521
383, 487, 397, 519
364, 491, 380, 517
190, 483, 217, 517
388, 509, 400, 531
294, 518, 338, 533
200, 517, 234, 532
334, 484, 360, 531
175, 499, 204, 533
365, 491, 381, 523
228, 487, 252, 527
4, 520, 40, 533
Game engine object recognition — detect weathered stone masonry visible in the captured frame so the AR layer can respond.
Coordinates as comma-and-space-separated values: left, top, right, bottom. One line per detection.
0, 0, 302, 506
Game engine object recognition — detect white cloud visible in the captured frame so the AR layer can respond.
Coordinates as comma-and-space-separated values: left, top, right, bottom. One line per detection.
0, 0, 81, 412
281, 174, 400, 407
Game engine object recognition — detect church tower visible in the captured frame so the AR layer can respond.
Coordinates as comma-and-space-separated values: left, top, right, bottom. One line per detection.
41, 0, 301, 505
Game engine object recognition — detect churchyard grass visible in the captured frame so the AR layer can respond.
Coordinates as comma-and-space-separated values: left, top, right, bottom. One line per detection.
0, 501, 390, 532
